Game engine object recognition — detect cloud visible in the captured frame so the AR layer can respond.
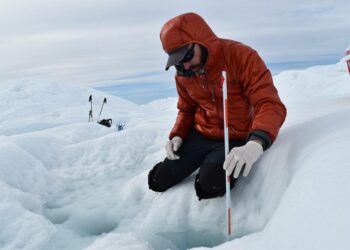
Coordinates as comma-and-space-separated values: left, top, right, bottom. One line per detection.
0, 0, 349, 86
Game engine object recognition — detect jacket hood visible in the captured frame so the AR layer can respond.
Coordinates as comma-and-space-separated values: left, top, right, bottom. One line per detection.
160, 13, 222, 70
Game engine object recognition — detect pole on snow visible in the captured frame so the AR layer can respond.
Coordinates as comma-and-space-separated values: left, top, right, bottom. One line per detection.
97, 97, 107, 122
89, 95, 93, 122
221, 71, 231, 240
346, 48, 350, 76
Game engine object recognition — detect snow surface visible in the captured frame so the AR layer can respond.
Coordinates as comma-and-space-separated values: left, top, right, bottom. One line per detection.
0, 61, 350, 250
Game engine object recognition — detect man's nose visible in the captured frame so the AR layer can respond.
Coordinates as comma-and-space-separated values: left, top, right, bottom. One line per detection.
183, 62, 191, 70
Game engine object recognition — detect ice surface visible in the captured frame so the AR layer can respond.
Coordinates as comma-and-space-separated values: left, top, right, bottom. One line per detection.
0, 61, 350, 249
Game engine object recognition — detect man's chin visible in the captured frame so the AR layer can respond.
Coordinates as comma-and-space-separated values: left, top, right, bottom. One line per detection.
191, 65, 206, 74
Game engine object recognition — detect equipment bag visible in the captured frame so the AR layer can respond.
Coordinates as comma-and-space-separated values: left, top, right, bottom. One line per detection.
98, 119, 112, 127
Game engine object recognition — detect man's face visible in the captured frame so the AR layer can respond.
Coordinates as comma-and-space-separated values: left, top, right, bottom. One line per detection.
182, 44, 202, 71
175, 43, 204, 77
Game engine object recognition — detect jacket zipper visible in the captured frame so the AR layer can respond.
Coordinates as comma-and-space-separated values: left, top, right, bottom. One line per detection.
199, 74, 206, 89
199, 73, 215, 102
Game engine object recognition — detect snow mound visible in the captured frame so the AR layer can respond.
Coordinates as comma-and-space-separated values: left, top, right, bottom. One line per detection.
0, 138, 59, 250
0, 60, 350, 250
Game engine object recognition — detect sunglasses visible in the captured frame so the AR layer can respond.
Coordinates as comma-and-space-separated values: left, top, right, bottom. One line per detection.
179, 44, 195, 64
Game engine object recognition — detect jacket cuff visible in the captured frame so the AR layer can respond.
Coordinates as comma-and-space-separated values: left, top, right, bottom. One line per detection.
169, 130, 187, 141
247, 129, 272, 150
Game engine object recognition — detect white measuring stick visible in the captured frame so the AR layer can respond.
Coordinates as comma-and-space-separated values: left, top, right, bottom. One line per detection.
222, 71, 231, 240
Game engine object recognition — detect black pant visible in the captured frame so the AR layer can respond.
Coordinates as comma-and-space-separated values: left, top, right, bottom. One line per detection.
148, 129, 245, 200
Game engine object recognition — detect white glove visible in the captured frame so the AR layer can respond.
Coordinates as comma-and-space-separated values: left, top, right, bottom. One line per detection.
223, 141, 263, 178
165, 136, 183, 160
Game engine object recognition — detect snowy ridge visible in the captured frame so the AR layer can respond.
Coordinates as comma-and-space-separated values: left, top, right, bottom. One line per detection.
0, 61, 350, 250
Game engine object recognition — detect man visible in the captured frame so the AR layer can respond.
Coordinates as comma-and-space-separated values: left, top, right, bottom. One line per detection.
148, 12, 286, 200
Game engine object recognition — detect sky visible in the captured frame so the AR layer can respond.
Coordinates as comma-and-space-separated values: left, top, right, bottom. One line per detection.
0, 0, 349, 87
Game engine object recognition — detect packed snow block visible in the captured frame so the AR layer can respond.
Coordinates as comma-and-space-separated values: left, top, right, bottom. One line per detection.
62, 208, 119, 237
84, 233, 152, 250
274, 62, 350, 103
48, 122, 113, 145
10, 132, 64, 170
0, 138, 58, 249
0, 183, 55, 250
0, 139, 59, 197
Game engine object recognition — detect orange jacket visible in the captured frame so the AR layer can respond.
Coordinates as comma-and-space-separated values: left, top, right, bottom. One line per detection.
160, 13, 286, 149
